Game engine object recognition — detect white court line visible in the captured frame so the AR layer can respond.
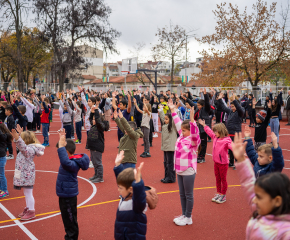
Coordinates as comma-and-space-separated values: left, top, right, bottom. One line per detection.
0, 203, 38, 239
0, 170, 97, 229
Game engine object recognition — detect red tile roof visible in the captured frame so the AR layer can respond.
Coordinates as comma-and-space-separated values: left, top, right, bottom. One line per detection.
82, 75, 97, 80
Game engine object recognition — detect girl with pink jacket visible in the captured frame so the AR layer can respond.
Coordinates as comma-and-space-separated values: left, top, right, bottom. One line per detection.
199, 120, 232, 204
168, 100, 201, 227
232, 132, 290, 240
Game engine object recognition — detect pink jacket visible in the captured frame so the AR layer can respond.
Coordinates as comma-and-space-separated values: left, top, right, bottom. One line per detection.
172, 112, 201, 172
236, 159, 290, 240
204, 126, 232, 164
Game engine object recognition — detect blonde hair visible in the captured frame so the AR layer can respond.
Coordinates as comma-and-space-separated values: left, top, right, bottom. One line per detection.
258, 144, 272, 156
212, 123, 228, 138
20, 131, 40, 145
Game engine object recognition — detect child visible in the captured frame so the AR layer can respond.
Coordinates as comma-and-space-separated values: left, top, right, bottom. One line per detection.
20, 94, 35, 131
232, 133, 290, 240
11, 95, 28, 131
244, 128, 284, 178
113, 151, 147, 240
217, 92, 244, 169
168, 100, 201, 226
150, 94, 159, 137
33, 97, 42, 133
199, 120, 232, 203
114, 110, 143, 169
72, 100, 82, 144
0, 122, 13, 198
87, 106, 109, 183
56, 129, 90, 240
5, 106, 15, 160
58, 97, 73, 139
269, 88, 283, 143
40, 96, 51, 146
134, 98, 152, 158
10, 125, 45, 220
158, 104, 177, 183
251, 99, 272, 150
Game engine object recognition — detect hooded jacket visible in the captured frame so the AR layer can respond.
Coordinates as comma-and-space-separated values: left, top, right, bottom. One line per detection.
236, 159, 290, 240
204, 126, 232, 164
245, 138, 284, 178
59, 100, 73, 125
13, 137, 45, 186
113, 164, 147, 240
115, 117, 143, 164
159, 109, 177, 151
56, 147, 89, 198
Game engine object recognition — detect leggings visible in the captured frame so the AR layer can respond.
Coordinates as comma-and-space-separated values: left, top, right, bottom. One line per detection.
270, 117, 280, 143
177, 173, 196, 218
214, 162, 228, 195
23, 188, 35, 210
141, 126, 150, 153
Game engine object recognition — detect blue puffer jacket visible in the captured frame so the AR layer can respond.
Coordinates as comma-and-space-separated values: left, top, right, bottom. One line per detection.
56, 147, 90, 198
114, 165, 147, 240
245, 139, 284, 178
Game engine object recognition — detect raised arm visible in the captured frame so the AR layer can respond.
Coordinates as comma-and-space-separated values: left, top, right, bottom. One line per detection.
112, 92, 118, 110
233, 99, 244, 117
21, 97, 34, 109
64, 101, 73, 115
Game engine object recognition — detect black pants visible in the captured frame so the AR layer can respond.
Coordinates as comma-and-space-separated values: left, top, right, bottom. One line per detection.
199, 132, 208, 158
64, 125, 72, 139
35, 113, 41, 130
229, 136, 236, 165
135, 117, 141, 128
149, 119, 154, 145
27, 122, 33, 131
7, 141, 13, 155
59, 196, 78, 240
164, 151, 175, 182
208, 117, 212, 140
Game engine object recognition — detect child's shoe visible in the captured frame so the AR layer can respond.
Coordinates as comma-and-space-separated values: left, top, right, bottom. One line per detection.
175, 216, 192, 226
20, 210, 36, 221
173, 215, 184, 223
6, 154, 14, 160
75, 139, 81, 144
89, 161, 94, 168
89, 175, 98, 181
216, 195, 226, 204
71, 136, 75, 139
18, 207, 29, 218
91, 178, 104, 183
140, 152, 147, 158
146, 152, 151, 158
211, 193, 221, 202
0, 191, 9, 198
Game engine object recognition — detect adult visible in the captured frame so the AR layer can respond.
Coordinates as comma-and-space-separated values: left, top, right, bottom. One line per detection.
285, 90, 290, 126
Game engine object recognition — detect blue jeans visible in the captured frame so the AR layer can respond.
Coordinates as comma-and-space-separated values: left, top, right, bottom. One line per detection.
0, 156, 8, 192
42, 123, 49, 143
64, 125, 72, 139
122, 163, 136, 169
75, 121, 82, 141
270, 118, 280, 143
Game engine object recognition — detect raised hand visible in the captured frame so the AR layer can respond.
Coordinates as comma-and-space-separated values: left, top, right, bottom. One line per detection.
134, 162, 144, 183
232, 132, 247, 162
271, 132, 278, 149
113, 110, 118, 119
167, 99, 175, 111
198, 119, 205, 126
10, 129, 19, 140
58, 129, 66, 148
118, 109, 123, 118
244, 125, 251, 138
218, 92, 223, 100
267, 100, 272, 108
133, 98, 137, 104
115, 150, 124, 167
252, 98, 257, 105
77, 85, 83, 92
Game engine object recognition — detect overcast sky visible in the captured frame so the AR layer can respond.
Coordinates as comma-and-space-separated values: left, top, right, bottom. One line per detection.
104, 0, 289, 63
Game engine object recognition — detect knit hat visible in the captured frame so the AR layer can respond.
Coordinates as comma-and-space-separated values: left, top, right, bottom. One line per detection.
256, 110, 267, 122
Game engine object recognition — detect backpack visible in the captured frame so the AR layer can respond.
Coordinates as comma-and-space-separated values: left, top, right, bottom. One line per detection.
145, 186, 158, 210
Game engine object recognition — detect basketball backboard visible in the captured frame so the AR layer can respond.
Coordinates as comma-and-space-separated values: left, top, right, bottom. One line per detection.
121, 57, 138, 75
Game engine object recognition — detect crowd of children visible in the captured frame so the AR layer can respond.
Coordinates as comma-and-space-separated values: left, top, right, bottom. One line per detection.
0, 86, 289, 239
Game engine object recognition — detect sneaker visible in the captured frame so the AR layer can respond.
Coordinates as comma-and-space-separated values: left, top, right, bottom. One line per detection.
146, 153, 151, 157
175, 216, 193, 226
229, 163, 235, 168
173, 215, 184, 223
153, 133, 158, 138
201, 158, 206, 163
197, 158, 203, 163
0, 191, 9, 198
216, 195, 226, 204
75, 140, 81, 144
48, 132, 50, 135
6, 154, 14, 160
207, 139, 212, 142
82, 126, 85, 130
36, 130, 41, 133
20, 210, 36, 221
211, 194, 221, 202
71, 136, 75, 139
18, 207, 29, 218
91, 178, 104, 183
140, 152, 147, 158
89, 161, 94, 168
141, 143, 144, 146
89, 176, 98, 181
162, 178, 175, 183
108, 129, 111, 132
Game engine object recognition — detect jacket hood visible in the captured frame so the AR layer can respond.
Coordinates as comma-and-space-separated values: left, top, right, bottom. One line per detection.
29, 143, 45, 156
69, 154, 90, 170
135, 128, 144, 138
261, 214, 290, 222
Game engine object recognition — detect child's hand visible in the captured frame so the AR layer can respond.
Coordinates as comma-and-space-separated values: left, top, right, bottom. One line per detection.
267, 100, 272, 108
11, 129, 19, 140
115, 150, 124, 167
198, 119, 205, 126
232, 132, 247, 162
271, 132, 278, 149
118, 109, 123, 118
167, 99, 175, 111
113, 110, 118, 119
133, 98, 137, 104
218, 92, 223, 100
252, 98, 257, 106
91, 106, 95, 113
134, 162, 144, 183
244, 125, 251, 138
58, 129, 67, 148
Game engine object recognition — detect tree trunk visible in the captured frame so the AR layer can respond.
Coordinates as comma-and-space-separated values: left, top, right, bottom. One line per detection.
171, 57, 174, 85
33, 75, 36, 89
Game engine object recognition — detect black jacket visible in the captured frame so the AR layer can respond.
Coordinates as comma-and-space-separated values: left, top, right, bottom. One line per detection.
5, 114, 15, 131
86, 110, 108, 152
253, 107, 271, 143
12, 103, 28, 131
0, 130, 8, 158
0, 106, 6, 122
218, 99, 244, 134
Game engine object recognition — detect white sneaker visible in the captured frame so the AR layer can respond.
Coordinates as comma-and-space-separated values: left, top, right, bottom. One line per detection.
82, 127, 84, 130
89, 161, 94, 168
175, 216, 192, 226
108, 129, 111, 132
36, 130, 41, 133
6, 154, 14, 160
211, 193, 221, 202
173, 215, 184, 223
71, 136, 75, 139
48, 132, 50, 135
153, 133, 158, 138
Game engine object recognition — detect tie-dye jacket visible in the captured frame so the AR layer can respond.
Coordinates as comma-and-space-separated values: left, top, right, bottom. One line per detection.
172, 112, 201, 172
236, 159, 290, 240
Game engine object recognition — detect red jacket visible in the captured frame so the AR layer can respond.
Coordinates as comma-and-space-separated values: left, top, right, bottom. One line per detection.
40, 107, 50, 123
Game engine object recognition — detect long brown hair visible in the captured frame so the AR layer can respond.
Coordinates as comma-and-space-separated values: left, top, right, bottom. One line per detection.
0, 123, 13, 142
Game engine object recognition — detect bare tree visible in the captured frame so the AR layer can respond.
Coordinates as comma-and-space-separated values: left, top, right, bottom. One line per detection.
151, 22, 194, 84
34, 0, 121, 91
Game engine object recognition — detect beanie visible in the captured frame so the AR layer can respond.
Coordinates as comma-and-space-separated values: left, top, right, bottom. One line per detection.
256, 110, 267, 122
